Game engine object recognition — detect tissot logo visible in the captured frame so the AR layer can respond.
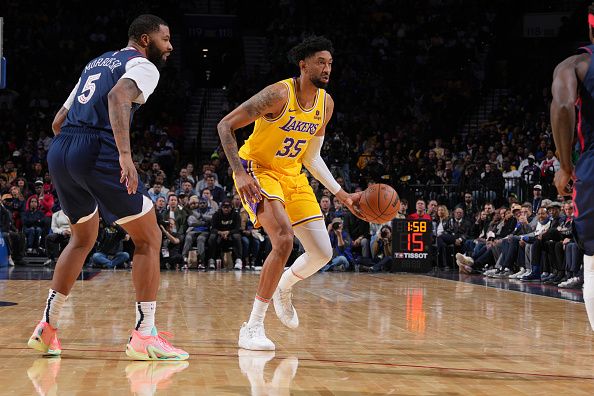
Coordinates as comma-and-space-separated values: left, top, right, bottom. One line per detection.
395, 252, 429, 259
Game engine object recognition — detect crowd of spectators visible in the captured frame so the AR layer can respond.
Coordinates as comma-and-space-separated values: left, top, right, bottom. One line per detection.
0, 0, 584, 290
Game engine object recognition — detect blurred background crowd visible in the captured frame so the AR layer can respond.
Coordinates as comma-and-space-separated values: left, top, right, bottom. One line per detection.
0, 0, 588, 288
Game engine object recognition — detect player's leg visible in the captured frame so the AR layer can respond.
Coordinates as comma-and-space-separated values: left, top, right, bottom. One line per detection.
29, 131, 100, 356
273, 176, 332, 328
239, 198, 294, 350
574, 156, 594, 330
28, 211, 99, 356
117, 206, 188, 360
273, 219, 332, 328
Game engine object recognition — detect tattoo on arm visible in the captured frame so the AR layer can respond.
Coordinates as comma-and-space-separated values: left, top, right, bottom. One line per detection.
219, 126, 244, 174
218, 84, 286, 174
108, 79, 141, 156
241, 85, 285, 118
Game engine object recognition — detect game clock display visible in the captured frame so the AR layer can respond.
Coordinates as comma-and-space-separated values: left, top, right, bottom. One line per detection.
391, 219, 434, 272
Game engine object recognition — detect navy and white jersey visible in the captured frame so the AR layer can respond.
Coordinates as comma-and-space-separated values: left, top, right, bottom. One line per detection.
62, 47, 159, 132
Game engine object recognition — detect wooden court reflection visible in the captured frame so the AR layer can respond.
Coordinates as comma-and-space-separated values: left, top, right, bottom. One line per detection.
2, 270, 594, 395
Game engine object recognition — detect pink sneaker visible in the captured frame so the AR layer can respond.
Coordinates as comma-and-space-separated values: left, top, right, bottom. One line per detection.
126, 330, 189, 361
28, 322, 62, 356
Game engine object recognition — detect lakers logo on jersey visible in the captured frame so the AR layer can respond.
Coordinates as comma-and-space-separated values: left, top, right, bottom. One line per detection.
279, 116, 319, 134
238, 78, 327, 176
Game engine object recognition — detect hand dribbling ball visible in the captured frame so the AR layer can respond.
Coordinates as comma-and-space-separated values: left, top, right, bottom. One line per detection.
359, 183, 400, 223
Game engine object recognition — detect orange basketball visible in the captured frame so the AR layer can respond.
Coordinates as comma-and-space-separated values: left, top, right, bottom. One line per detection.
359, 183, 400, 223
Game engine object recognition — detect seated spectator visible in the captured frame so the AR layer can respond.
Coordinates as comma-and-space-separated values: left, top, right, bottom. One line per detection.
91, 220, 129, 269
201, 188, 219, 212
208, 200, 242, 269
344, 210, 370, 259
396, 198, 408, 219
7, 186, 25, 230
320, 196, 333, 225
407, 199, 432, 220
234, 194, 262, 269
521, 201, 562, 281
1, 193, 25, 266
155, 196, 167, 220
486, 204, 531, 278
45, 210, 71, 266
148, 182, 168, 203
545, 201, 574, 285
185, 163, 197, 185
321, 218, 353, 272
460, 192, 478, 222
433, 205, 449, 239
176, 180, 196, 198
329, 196, 347, 220
517, 206, 551, 281
165, 195, 188, 236
201, 175, 226, 204
160, 218, 183, 270
530, 184, 543, 213
436, 207, 470, 270
371, 224, 394, 272
182, 196, 215, 268
196, 168, 221, 192
427, 200, 438, 222
23, 196, 45, 254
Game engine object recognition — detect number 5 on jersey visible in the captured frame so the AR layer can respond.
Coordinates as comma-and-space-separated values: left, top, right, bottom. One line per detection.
276, 137, 307, 158
77, 73, 102, 104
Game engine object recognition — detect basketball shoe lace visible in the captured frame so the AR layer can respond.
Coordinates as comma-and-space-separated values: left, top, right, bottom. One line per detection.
277, 289, 294, 320
153, 331, 181, 353
247, 323, 267, 340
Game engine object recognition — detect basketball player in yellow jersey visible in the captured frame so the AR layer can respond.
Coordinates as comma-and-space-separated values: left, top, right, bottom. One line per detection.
218, 36, 363, 350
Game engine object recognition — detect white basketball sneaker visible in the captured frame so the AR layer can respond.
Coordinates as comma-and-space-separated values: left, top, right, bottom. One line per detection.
238, 322, 275, 351
272, 287, 299, 329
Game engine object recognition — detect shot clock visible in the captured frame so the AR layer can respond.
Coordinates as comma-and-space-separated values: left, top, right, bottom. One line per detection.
391, 219, 434, 272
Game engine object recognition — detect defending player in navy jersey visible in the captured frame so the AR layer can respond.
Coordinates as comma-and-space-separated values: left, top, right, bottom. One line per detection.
551, 2, 594, 334
27, 15, 188, 360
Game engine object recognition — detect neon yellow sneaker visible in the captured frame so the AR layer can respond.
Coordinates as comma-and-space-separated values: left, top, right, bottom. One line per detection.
28, 322, 62, 356
125, 329, 189, 361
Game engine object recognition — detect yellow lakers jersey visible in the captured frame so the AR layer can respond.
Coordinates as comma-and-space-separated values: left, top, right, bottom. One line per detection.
238, 77, 327, 176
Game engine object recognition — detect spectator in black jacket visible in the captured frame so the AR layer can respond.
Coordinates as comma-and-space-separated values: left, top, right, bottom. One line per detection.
22, 196, 45, 253
182, 196, 215, 266
1, 194, 24, 266
343, 211, 370, 259
160, 218, 183, 270
208, 200, 242, 269
90, 220, 130, 269
436, 207, 471, 269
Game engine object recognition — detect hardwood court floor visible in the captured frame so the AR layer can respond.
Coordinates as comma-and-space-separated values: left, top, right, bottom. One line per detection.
1, 269, 594, 395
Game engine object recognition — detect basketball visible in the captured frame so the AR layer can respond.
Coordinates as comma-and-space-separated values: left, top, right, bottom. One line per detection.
359, 183, 400, 223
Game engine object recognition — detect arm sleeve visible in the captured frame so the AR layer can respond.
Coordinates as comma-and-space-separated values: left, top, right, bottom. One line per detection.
121, 57, 160, 104
302, 136, 341, 195
63, 78, 81, 110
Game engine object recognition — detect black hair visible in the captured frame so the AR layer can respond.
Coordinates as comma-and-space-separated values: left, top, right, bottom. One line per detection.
589, 3, 594, 15
287, 35, 334, 66
128, 14, 167, 41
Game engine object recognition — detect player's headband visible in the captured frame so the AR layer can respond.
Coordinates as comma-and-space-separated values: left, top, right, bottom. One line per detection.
589, 13, 594, 27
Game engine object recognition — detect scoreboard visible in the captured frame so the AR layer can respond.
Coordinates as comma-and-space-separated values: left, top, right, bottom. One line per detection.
391, 219, 434, 272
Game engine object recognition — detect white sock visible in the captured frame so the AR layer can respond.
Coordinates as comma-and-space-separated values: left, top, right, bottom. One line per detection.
42, 289, 68, 328
583, 255, 594, 331
278, 267, 304, 291
247, 297, 269, 327
135, 301, 156, 336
